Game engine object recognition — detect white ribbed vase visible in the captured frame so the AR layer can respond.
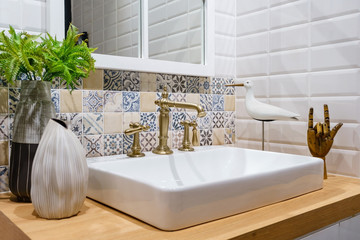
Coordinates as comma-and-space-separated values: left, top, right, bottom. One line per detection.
31, 119, 88, 219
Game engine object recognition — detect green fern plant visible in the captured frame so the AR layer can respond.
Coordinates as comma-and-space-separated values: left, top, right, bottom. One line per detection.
0, 24, 96, 90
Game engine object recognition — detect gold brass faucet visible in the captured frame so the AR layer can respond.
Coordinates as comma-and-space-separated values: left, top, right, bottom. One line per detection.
153, 87, 206, 155
179, 120, 198, 151
124, 122, 150, 157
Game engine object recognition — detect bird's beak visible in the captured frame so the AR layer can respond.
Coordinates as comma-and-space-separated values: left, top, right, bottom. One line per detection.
225, 83, 244, 87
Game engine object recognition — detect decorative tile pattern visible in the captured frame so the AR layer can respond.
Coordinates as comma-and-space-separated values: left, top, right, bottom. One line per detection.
170, 93, 186, 112
171, 112, 186, 130
197, 111, 212, 130
224, 111, 235, 129
83, 113, 104, 135
0, 76, 8, 87
200, 94, 213, 111
156, 74, 173, 92
8, 114, 14, 140
123, 134, 133, 154
51, 89, 60, 113
104, 70, 122, 91
224, 78, 235, 95
213, 94, 224, 111
122, 71, 140, 91
104, 134, 123, 156
51, 77, 61, 89
58, 113, 83, 136
140, 112, 157, 131
8, 88, 20, 113
200, 77, 211, 94
200, 129, 212, 146
60, 78, 82, 90
83, 135, 103, 157
212, 112, 225, 128
104, 91, 122, 112
83, 90, 104, 112
0, 114, 9, 140
211, 77, 225, 95
123, 92, 140, 112
187, 76, 200, 93
171, 75, 187, 93
140, 131, 157, 152
0, 166, 9, 192
171, 130, 184, 149
225, 128, 235, 144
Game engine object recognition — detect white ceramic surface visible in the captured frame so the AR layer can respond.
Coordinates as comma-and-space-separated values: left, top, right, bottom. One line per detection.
87, 146, 323, 230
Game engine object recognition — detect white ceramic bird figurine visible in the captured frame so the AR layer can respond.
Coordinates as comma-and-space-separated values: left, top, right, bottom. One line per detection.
227, 80, 300, 121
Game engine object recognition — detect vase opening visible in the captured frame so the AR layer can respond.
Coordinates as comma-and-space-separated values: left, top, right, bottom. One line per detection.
52, 118, 68, 129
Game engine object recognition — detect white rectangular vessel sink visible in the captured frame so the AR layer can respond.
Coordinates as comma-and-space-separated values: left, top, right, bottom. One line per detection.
87, 146, 323, 231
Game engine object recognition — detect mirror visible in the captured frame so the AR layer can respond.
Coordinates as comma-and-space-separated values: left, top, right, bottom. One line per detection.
70, 0, 140, 58
60, 0, 214, 76
148, 0, 203, 64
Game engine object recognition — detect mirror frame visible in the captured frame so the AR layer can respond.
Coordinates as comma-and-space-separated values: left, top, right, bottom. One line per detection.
49, 0, 214, 77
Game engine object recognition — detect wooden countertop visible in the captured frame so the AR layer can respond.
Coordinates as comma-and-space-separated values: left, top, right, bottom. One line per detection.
2, 175, 360, 240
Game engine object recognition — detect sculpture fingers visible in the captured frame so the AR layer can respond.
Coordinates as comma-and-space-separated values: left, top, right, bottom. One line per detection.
330, 122, 343, 139
315, 122, 323, 138
308, 107, 314, 129
324, 104, 330, 133
323, 122, 329, 137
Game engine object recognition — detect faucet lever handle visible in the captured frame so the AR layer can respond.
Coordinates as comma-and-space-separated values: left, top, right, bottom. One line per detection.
191, 120, 199, 146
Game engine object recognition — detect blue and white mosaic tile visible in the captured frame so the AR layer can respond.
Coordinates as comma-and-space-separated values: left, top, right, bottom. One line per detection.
211, 77, 225, 95
172, 75, 187, 93
83, 90, 104, 112
200, 94, 213, 111
224, 78, 235, 95
58, 113, 83, 136
83, 113, 104, 135
224, 111, 235, 129
171, 112, 186, 130
0, 114, 9, 140
140, 112, 157, 131
156, 74, 173, 92
213, 94, 224, 111
200, 129, 212, 146
212, 111, 225, 128
123, 92, 140, 112
187, 76, 200, 93
104, 70, 122, 91
8, 88, 20, 113
51, 89, 60, 113
197, 112, 212, 130
104, 134, 123, 156
0, 166, 9, 192
122, 71, 140, 92
123, 134, 133, 154
104, 91, 122, 112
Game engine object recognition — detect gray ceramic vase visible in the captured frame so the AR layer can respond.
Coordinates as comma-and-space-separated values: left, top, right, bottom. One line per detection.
9, 81, 55, 202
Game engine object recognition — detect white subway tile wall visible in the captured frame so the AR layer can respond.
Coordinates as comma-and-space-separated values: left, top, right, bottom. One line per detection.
236, 0, 360, 177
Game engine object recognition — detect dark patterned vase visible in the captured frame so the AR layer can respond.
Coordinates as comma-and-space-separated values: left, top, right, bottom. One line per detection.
9, 81, 55, 202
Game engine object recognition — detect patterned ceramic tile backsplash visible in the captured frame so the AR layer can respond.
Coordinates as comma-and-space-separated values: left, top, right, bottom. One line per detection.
0, 69, 235, 185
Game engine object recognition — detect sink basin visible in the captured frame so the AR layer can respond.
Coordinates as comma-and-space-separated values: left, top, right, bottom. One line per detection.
87, 146, 323, 231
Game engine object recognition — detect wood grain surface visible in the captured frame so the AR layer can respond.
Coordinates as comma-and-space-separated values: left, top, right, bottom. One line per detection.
1, 175, 360, 240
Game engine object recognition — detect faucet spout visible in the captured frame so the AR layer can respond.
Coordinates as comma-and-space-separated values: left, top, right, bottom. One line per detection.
152, 87, 206, 155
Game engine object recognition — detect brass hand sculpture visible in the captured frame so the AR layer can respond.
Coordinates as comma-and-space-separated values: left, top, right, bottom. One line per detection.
307, 104, 343, 179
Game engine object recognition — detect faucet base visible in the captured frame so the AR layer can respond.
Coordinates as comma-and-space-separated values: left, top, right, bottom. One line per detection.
127, 152, 145, 158
152, 146, 173, 155
178, 147, 194, 152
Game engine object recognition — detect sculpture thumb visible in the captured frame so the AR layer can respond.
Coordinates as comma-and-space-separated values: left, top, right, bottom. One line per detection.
330, 122, 343, 139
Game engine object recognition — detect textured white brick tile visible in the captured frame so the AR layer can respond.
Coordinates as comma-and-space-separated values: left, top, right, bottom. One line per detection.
235, 139, 267, 151
235, 119, 269, 141
268, 143, 309, 156
237, 54, 268, 77
332, 123, 360, 151
309, 97, 360, 123
311, 41, 360, 71
215, 56, 236, 77
216, 0, 236, 16
236, 0, 268, 15
167, 0, 187, 19
270, 24, 308, 52
270, 0, 308, 29
216, 35, 236, 57
216, 12, 236, 36
237, 10, 269, 36
311, 14, 360, 46
270, 49, 309, 74
269, 73, 308, 97
270, 0, 300, 7
326, 149, 360, 177
237, 32, 268, 57
269, 98, 309, 121
309, 69, 360, 97
311, 0, 360, 20
235, 99, 250, 119
269, 121, 307, 145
